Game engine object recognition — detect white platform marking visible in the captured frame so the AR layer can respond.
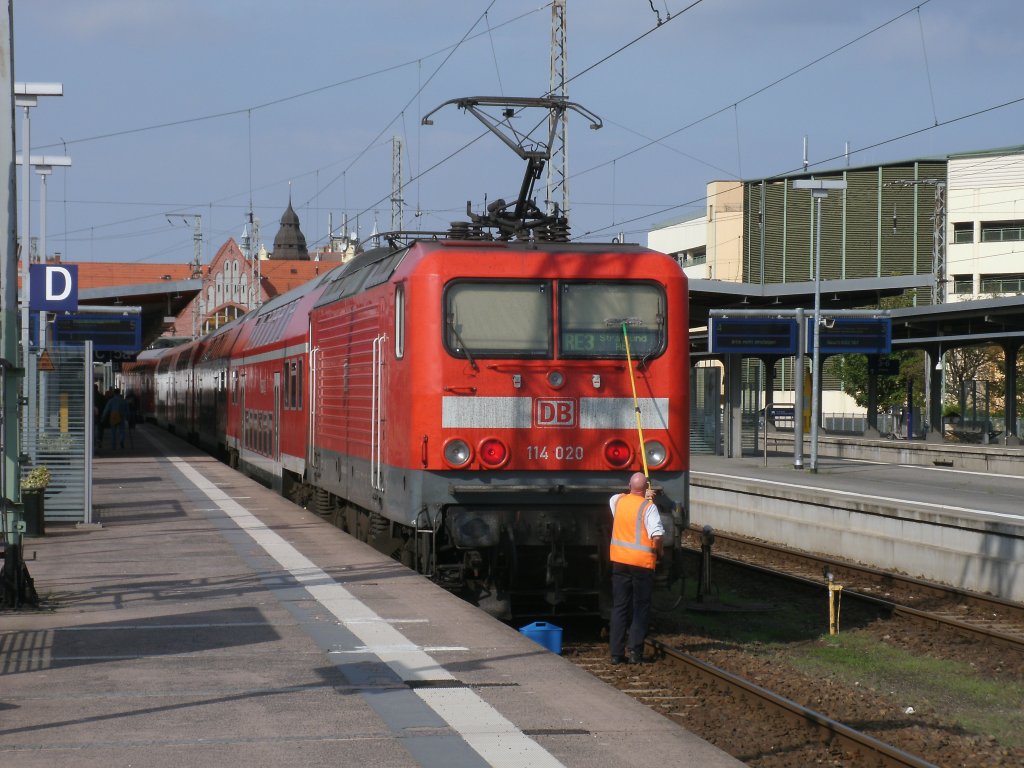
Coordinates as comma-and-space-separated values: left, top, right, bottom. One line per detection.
168, 455, 564, 768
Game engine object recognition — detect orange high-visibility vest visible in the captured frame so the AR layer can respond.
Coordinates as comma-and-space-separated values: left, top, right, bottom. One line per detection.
610, 494, 657, 570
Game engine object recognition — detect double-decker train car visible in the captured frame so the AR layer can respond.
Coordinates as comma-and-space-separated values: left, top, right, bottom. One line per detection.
222, 271, 337, 487
120, 348, 162, 422
124, 96, 691, 618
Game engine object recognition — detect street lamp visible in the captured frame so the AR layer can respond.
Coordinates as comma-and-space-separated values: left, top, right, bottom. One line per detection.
16, 155, 70, 460
792, 178, 847, 473
14, 82, 63, 378
16, 155, 71, 266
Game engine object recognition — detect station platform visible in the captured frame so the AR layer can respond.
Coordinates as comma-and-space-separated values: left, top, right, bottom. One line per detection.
1, 426, 741, 768
690, 448, 1024, 603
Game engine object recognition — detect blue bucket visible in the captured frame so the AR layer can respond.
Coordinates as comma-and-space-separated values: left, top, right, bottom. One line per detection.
519, 621, 562, 654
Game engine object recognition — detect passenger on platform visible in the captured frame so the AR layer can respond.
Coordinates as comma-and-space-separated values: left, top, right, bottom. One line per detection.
608, 471, 663, 665
94, 384, 108, 450
124, 390, 139, 448
101, 388, 130, 450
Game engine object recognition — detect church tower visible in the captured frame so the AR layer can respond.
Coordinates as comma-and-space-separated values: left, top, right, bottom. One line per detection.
271, 196, 309, 260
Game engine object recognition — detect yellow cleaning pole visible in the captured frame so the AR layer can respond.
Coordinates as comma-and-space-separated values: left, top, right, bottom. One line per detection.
622, 323, 649, 479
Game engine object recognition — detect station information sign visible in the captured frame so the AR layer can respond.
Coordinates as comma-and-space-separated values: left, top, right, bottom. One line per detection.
51, 313, 142, 353
808, 318, 891, 355
709, 318, 798, 355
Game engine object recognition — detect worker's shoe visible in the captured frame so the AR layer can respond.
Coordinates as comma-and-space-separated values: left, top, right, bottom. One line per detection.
610, 655, 626, 665
628, 649, 644, 665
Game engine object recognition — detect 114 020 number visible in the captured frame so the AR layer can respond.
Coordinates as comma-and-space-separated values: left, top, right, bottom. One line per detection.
526, 445, 584, 461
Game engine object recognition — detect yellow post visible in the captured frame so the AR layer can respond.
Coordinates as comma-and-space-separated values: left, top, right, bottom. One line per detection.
60, 392, 69, 432
622, 323, 649, 480
828, 582, 843, 635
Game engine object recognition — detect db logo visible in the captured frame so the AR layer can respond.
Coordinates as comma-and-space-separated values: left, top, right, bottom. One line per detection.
535, 399, 577, 427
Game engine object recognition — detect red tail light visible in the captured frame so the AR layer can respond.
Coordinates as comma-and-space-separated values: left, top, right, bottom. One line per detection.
478, 438, 509, 468
604, 439, 632, 468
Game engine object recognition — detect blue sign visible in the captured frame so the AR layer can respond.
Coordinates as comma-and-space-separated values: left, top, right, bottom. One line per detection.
51, 313, 142, 353
709, 318, 798, 354
29, 264, 78, 312
807, 318, 891, 355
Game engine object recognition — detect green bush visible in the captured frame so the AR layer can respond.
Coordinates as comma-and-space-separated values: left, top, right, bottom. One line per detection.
21, 466, 50, 491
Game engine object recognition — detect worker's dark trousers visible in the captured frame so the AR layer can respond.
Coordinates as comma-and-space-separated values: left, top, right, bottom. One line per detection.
609, 561, 654, 658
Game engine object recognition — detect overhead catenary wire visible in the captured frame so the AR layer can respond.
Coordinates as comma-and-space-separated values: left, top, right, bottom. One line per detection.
571, 0, 937, 185
574, 92, 1024, 242
30, 0, 1021, 264
34, 5, 547, 153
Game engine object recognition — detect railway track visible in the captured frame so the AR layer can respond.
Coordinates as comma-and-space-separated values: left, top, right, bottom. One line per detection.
689, 529, 1024, 651
568, 638, 941, 767
646, 638, 939, 768
563, 528, 1024, 765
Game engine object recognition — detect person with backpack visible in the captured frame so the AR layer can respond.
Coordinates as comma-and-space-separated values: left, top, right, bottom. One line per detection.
101, 388, 130, 450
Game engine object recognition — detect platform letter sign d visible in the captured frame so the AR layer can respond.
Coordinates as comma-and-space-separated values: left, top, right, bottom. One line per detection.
29, 264, 78, 312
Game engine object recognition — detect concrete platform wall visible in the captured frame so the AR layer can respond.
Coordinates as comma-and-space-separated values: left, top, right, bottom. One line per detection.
691, 476, 1024, 603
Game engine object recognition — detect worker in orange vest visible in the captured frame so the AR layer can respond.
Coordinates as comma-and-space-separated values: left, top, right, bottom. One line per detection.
609, 472, 664, 665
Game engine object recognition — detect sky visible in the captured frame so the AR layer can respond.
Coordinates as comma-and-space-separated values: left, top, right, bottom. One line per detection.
12, 0, 1024, 266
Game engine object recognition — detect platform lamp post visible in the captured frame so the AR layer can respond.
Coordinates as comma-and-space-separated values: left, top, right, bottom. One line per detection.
16, 155, 71, 447
14, 82, 62, 393
17, 154, 71, 263
792, 178, 847, 473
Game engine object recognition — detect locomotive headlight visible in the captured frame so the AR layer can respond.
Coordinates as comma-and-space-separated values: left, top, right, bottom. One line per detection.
478, 437, 509, 468
546, 370, 565, 388
644, 440, 668, 468
443, 438, 472, 468
603, 439, 632, 468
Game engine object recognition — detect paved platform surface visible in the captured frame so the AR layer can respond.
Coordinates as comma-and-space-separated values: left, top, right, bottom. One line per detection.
693, 450, 1024, 530
1, 426, 741, 768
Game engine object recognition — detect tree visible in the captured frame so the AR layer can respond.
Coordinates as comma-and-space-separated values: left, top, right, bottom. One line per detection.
828, 293, 924, 412
942, 345, 1000, 413
831, 350, 923, 411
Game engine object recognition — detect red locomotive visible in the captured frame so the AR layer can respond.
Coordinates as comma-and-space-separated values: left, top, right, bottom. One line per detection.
123, 97, 690, 617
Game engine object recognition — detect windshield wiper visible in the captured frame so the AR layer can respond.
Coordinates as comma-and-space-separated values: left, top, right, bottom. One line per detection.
447, 317, 479, 371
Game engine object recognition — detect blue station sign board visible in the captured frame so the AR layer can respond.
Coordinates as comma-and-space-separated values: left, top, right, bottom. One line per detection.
51, 312, 142, 353
709, 318, 799, 355
29, 264, 78, 312
807, 318, 892, 355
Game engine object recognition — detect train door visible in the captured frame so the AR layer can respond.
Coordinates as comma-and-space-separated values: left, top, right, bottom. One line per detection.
273, 370, 281, 462
308, 344, 319, 470
370, 333, 387, 491
240, 368, 247, 459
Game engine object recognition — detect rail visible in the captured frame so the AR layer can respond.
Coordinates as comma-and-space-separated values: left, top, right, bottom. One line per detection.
646, 637, 940, 768
693, 531, 1024, 651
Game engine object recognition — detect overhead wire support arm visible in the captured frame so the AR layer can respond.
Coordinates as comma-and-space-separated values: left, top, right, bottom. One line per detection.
421, 96, 602, 161
421, 96, 602, 242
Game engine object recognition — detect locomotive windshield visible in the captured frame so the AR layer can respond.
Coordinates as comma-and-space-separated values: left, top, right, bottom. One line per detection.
558, 282, 665, 359
444, 281, 552, 358
443, 279, 665, 360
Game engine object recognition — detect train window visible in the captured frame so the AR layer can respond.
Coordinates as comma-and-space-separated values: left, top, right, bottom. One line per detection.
443, 281, 551, 358
395, 284, 405, 359
558, 282, 666, 359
